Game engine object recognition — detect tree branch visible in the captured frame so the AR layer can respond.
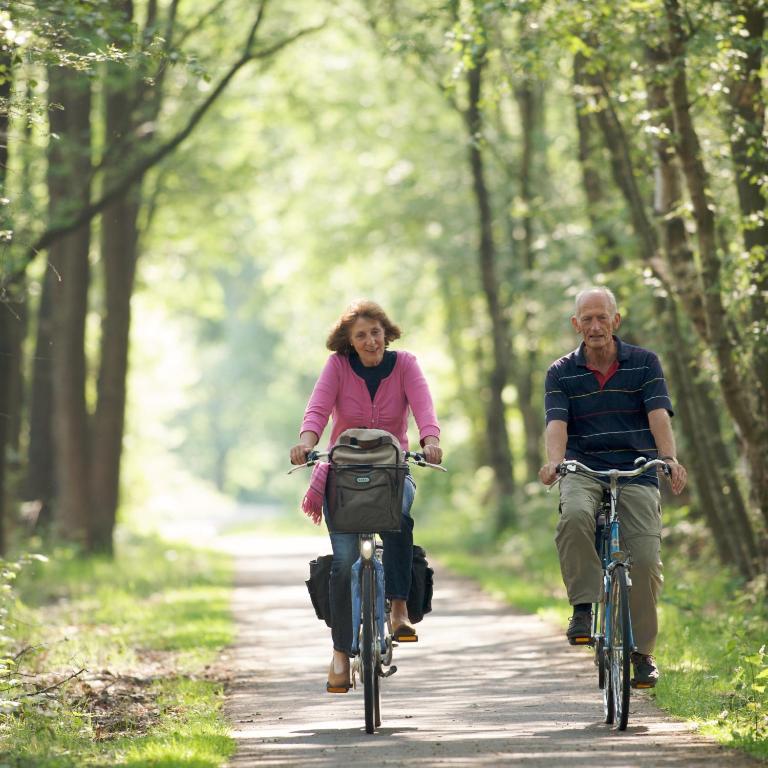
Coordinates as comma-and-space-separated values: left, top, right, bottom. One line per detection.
20, 667, 86, 697
5, 4, 325, 286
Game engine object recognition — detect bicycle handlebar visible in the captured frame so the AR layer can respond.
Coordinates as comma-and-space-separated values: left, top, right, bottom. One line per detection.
557, 457, 670, 480
287, 449, 448, 474
404, 451, 448, 472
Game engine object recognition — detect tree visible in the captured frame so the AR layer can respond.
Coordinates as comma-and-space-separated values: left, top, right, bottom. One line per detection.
46, 62, 93, 546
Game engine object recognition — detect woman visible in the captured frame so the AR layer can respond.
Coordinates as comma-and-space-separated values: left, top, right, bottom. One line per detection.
290, 299, 442, 693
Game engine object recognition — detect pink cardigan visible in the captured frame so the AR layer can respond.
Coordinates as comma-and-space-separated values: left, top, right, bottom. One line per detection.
298, 351, 440, 523
301, 350, 441, 450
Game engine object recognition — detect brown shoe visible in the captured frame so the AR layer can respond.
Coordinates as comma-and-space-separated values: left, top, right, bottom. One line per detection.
326, 659, 351, 693
392, 621, 418, 643
631, 652, 659, 688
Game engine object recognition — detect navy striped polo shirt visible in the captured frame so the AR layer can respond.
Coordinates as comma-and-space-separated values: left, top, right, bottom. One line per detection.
544, 336, 674, 486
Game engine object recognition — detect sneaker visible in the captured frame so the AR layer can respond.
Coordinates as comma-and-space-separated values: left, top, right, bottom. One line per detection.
566, 610, 592, 645
631, 652, 659, 688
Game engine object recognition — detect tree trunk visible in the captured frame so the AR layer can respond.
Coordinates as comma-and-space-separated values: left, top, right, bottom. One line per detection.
0, 45, 13, 552
725, 0, 768, 413
464, 55, 516, 529
24, 269, 56, 529
513, 73, 543, 481
664, 0, 768, 528
47, 65, 93, 548
664, 305, 760, 577
90, 190, 139, 552
573, 52, 621, 271
648, 38, 762, 577
90, 0, 148, 552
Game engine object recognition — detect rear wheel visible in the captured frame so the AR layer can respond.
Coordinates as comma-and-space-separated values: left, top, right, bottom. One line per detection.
361, 564, 379, 734
609, 566, 632, 730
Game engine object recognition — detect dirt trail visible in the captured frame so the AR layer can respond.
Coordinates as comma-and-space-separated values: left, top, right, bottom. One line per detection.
221, 534, 759, 767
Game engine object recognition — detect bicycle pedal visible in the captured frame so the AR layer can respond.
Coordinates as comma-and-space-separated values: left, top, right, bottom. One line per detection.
631, 681, 655, 689
326, 684, 351, 694
569, 636, 592, 646
380, 665, 397, 678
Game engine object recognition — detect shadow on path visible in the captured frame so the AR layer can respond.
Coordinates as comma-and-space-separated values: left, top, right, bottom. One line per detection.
221, 534, 758, 767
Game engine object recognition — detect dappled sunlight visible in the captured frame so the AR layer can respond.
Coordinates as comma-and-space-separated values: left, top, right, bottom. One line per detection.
224, 535, 749, 766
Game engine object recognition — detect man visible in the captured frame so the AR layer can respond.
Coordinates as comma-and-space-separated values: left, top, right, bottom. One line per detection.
538, 287, 687, 687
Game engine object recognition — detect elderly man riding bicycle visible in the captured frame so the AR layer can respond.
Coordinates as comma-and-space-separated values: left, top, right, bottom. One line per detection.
539, 286, 687, 687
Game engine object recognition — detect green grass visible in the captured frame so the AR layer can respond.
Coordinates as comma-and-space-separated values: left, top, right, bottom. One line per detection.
0, 532, 236, 767
419, 496, 768, 760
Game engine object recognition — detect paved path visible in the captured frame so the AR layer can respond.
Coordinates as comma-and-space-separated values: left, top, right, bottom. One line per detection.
221, 534, 760, 767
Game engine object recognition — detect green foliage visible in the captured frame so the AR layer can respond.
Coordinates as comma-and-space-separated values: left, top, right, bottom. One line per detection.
0, 553, 48, 720
657, 565, 768, 758
0, 535, 235, 766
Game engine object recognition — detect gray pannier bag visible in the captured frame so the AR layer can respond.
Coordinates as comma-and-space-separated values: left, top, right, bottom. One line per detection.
326, 428, 408, 533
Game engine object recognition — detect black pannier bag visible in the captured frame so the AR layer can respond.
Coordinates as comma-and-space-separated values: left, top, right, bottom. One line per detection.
326, 428, 408, 534
407, 545, 434, 624
306, 554, 333, 627
306, 546, 434, 626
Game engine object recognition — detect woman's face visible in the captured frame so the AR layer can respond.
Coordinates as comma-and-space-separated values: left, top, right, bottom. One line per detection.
349, 316, 385, 367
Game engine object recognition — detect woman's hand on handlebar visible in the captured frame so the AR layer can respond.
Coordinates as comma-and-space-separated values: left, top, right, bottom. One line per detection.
422, 438, 442, 465
290, 431, 319, 465
290, 441, 316, 465
289, 444, 310, 465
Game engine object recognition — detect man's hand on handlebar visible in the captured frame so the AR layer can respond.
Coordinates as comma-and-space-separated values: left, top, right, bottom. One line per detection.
538, 461, 560, 486
665, 459, 687, 495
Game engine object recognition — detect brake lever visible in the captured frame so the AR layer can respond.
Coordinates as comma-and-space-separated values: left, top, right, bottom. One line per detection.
287, 461, 315, 475
546, 476, 564, 493
547, 467, 567, 493
286, 450, 320, 475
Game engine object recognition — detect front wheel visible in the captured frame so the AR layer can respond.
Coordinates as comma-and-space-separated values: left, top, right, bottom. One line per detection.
361, 564, 379, 734
609, 566, 632, 730
598, 596, 614, 724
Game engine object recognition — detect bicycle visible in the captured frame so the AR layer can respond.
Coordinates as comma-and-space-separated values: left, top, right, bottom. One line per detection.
289, 447, 445, 734
554, 457, 671, 731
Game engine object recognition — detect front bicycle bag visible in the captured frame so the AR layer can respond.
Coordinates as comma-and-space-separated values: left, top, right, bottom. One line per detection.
326, 428, 408, 534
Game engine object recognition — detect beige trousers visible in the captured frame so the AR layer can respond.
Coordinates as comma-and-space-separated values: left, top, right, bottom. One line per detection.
555, 472, 663, 654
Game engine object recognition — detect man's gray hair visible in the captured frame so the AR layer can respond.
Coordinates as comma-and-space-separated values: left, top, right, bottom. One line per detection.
574, 286, 618, 316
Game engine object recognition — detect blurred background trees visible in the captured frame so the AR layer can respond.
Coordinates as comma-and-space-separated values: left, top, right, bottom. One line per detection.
0, 0, 765, 580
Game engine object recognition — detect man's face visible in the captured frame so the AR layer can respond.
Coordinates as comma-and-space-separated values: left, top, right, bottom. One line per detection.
571, 293, 621, 353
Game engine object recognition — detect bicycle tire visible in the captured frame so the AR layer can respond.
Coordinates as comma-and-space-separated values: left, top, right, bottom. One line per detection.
609, 566, 632, 730
599, 596, 614, 724
361, 563, 379, 734
594, 600, 605, 688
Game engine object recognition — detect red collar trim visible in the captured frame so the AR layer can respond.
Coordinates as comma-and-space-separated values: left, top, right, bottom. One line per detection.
587, 359, 620, 389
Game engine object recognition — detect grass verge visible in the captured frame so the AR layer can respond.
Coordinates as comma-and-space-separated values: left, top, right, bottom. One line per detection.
419, 494, 768, 761
0, 531, 236, 767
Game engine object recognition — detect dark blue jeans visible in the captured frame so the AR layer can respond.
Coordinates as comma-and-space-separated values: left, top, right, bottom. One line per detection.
325, 474, 416, 656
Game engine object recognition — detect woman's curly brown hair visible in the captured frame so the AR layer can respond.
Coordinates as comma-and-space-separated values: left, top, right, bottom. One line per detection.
326, 300, 402, 354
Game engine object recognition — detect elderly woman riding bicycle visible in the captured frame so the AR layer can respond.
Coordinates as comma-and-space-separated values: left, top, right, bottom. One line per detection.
290, 299, 442, 692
